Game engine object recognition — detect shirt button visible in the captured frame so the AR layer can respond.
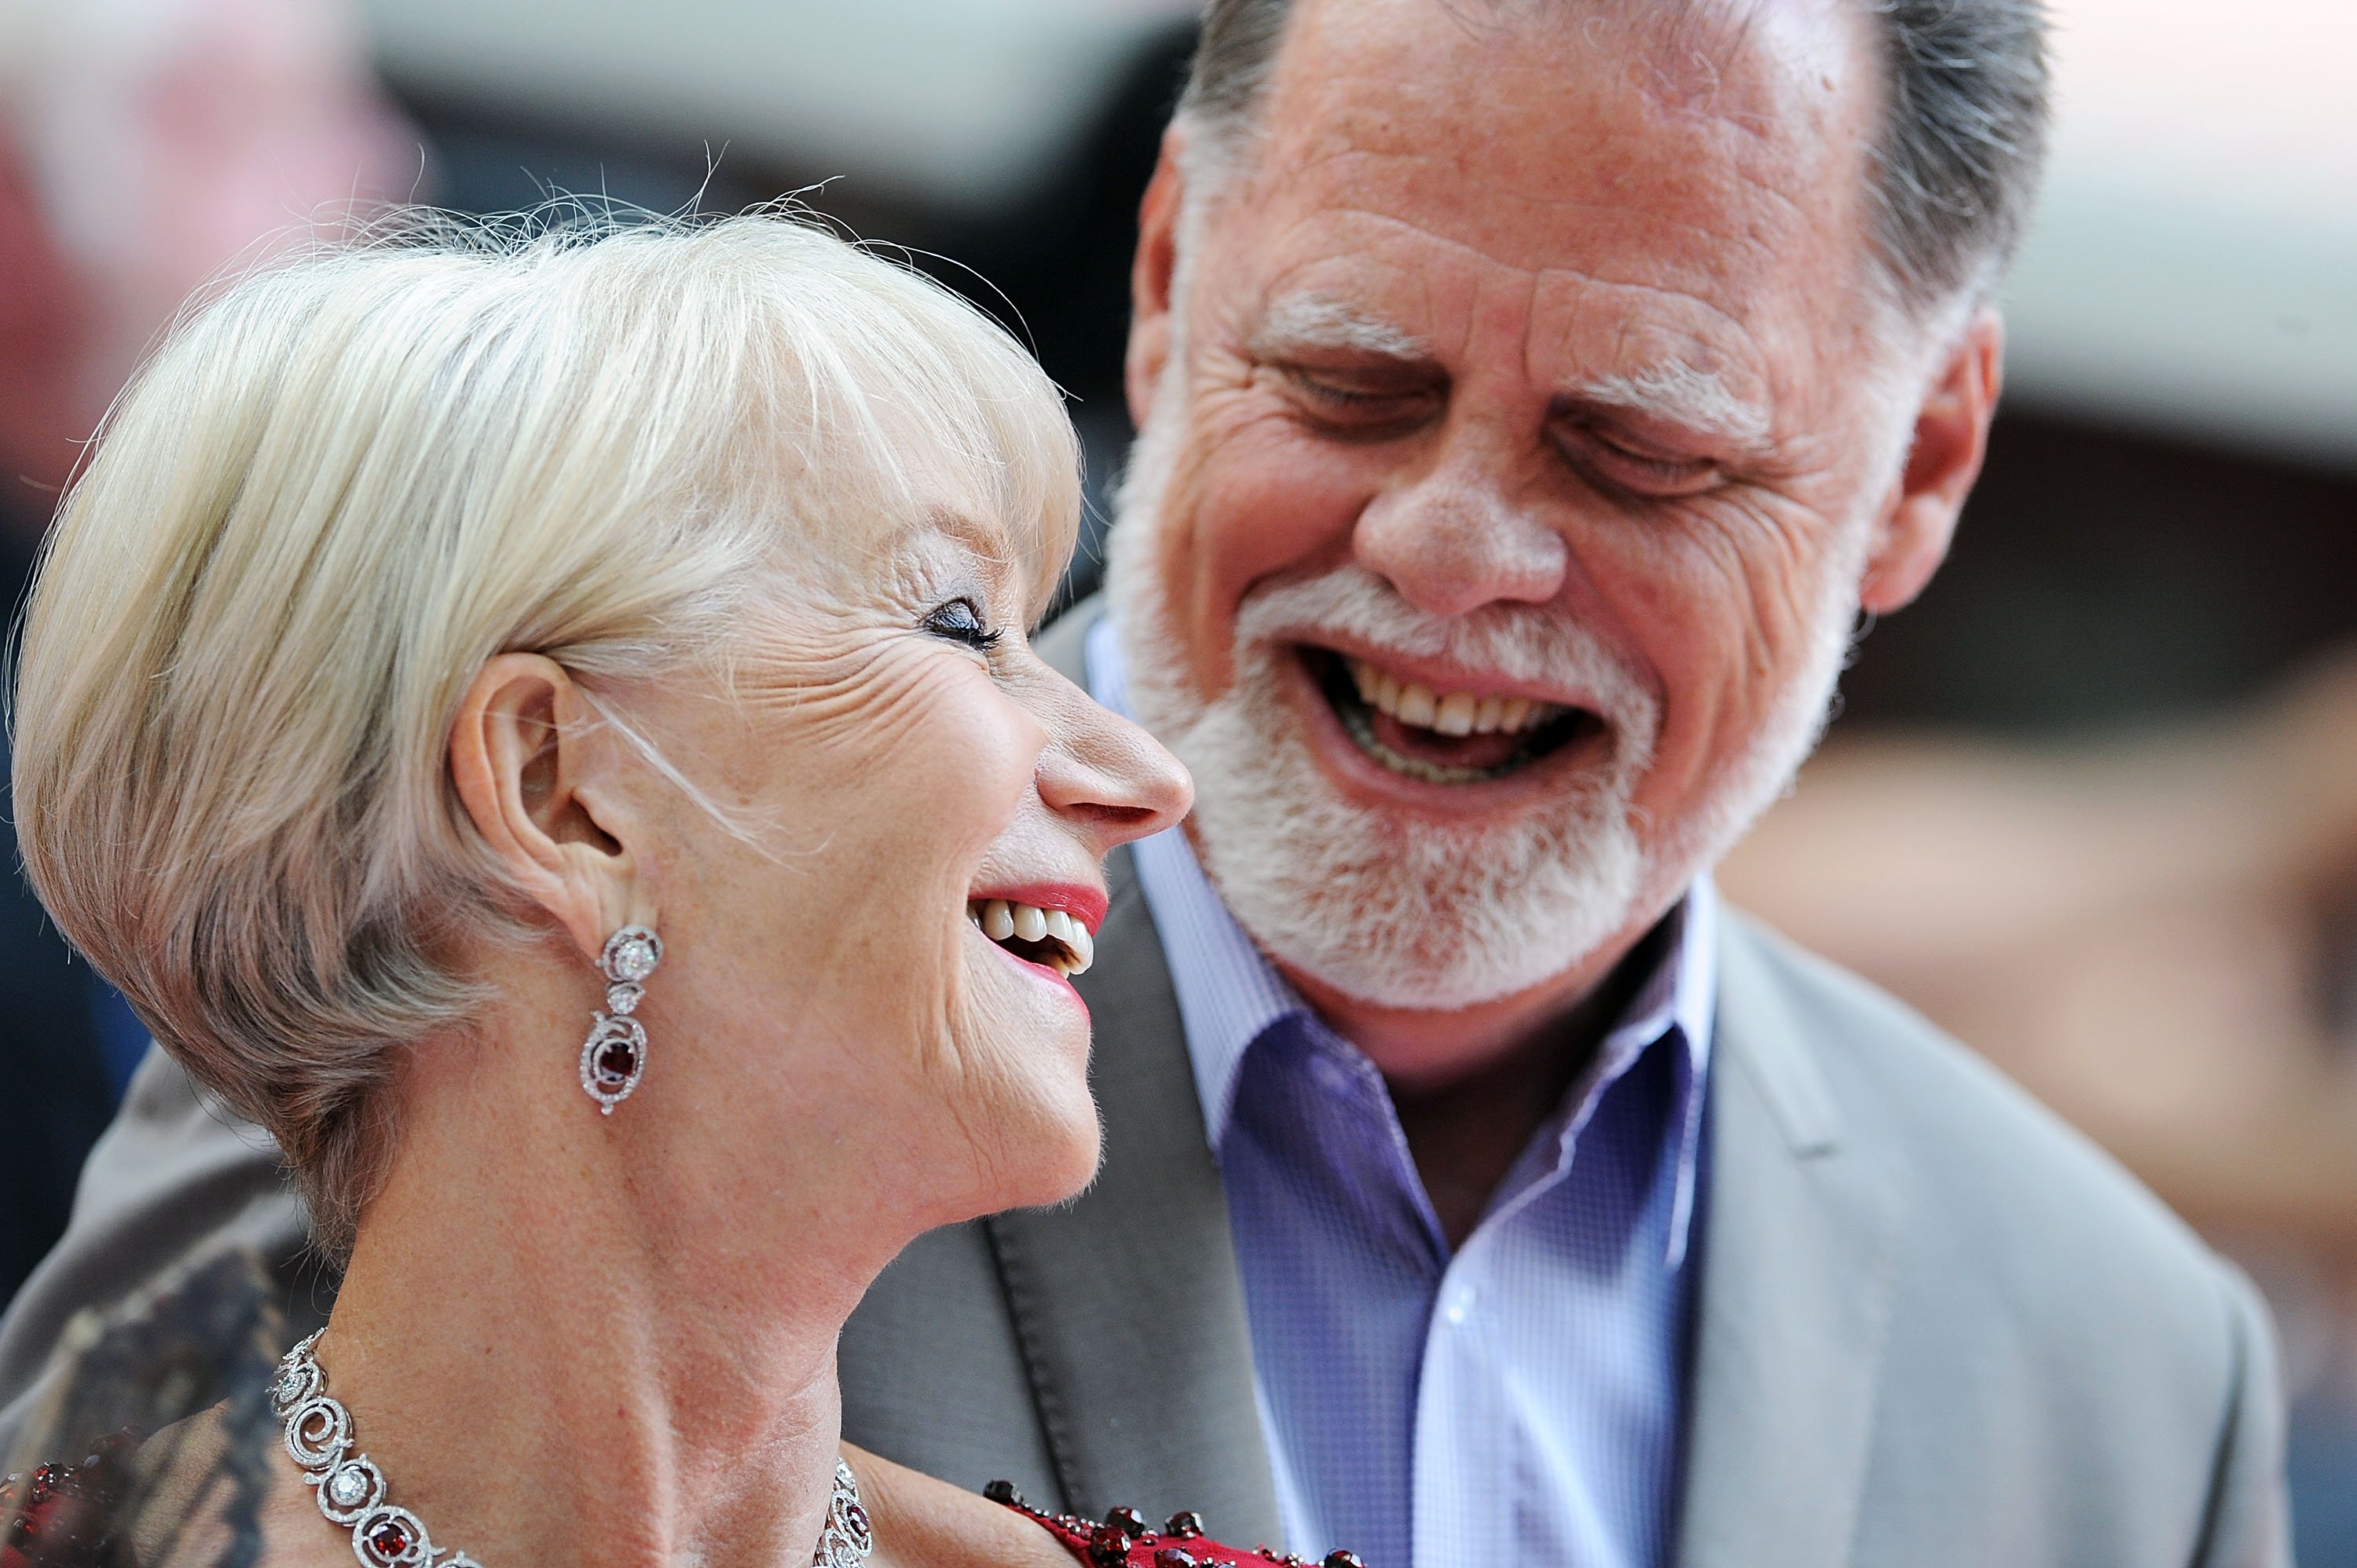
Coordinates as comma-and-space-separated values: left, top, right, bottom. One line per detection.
1443, 1287, 1476, 1325
1307, 1053, 1354, 1096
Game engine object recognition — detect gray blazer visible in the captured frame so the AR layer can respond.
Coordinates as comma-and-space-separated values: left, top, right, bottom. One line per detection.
0, 603, 2290, 1566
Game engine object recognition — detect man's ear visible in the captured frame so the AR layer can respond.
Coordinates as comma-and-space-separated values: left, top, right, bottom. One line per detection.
1859, 306, 2005, 614
448, 653, 649, 961
1124, 132, 1189, 429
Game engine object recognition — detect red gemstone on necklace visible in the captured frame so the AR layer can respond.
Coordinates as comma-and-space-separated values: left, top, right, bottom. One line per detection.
596, 1041, 638, 1083
365, 1516, 413, 1559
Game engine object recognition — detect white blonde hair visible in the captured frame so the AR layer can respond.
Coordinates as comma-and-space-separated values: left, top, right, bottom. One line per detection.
11, 207, 1080, 1253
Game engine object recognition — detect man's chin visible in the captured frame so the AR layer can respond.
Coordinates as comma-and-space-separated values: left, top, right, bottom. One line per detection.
1228, 881, 1646, 1015
1179, 735, 1649, 1013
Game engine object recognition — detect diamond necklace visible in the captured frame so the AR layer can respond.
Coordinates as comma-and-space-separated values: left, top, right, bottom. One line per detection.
271, 1331, 874, 1567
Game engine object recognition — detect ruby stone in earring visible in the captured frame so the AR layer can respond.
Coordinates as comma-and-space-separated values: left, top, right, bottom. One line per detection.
579, 924, 662, 1113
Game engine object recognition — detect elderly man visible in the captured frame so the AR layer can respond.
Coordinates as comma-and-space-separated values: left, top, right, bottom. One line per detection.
0, 0, 2287, 1563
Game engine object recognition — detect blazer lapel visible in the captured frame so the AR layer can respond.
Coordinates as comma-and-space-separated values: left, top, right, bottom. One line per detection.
984, 847, 1285, 1541
1675, 917, 1898, 1568
990, 600, 1285, 1544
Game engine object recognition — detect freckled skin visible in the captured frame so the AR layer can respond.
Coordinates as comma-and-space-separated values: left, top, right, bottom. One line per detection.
1123, 0, 2003, 1158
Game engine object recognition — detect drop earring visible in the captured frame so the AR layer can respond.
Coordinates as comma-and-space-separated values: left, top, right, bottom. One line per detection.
580, 924, 662, 1113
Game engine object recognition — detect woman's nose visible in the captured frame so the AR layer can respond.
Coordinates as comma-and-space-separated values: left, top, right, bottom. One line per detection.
1039, 700, 1193, 852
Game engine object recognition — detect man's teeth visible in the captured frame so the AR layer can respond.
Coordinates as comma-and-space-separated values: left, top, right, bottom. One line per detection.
966, 899, 1094, 976
1347, 658, 1557, 738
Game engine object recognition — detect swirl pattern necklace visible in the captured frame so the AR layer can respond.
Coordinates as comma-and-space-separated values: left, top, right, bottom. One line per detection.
271, 1332, 874, 1566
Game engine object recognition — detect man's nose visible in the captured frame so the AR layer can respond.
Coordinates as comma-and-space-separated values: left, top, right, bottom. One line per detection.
1351, 470, 1569, 618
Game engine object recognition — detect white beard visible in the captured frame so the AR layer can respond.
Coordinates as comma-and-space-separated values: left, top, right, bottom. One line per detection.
1104, 357, 1861, 1013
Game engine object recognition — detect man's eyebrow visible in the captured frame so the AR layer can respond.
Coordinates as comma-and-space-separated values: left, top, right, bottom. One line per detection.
1248, 294, 1431, 361
1571, 360, 1772, 448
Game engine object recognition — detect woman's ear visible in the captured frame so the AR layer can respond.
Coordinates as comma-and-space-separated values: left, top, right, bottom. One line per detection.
449, 653, 649, 960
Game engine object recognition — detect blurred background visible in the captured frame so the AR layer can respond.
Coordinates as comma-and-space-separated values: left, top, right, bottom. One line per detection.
0, 0, 2350, 1555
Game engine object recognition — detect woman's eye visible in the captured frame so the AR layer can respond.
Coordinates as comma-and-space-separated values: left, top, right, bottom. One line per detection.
922, 598, 1001, 652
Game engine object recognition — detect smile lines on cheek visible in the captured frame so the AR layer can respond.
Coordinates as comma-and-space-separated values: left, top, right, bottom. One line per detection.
968, 899, 1094, 976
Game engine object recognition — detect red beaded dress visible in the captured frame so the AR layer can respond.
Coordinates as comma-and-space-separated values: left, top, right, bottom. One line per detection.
0, 1434, 139, 1568
985, 1483, 1362, 1568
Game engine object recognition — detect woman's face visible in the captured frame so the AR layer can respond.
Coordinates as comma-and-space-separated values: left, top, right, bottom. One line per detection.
614, 494, 1189, 1240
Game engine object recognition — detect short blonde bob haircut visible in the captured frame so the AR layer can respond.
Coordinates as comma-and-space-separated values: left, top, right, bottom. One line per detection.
13, 208, 1080, 1255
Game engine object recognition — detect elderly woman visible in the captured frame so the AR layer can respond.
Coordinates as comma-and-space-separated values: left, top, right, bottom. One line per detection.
0, 212, 1211, 1566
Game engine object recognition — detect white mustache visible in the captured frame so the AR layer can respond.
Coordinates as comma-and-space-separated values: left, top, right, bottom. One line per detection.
1231, 565, 1659, 740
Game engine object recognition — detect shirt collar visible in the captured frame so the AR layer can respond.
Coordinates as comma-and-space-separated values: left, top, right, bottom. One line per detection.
1083, 612, 1717, 1263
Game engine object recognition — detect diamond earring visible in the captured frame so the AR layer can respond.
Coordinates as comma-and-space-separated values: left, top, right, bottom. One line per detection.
579, 925, 662, 1114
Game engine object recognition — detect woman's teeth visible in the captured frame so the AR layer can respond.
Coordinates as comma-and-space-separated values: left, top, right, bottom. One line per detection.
967, 899, 1094, 976
1346, 658, 1560, 738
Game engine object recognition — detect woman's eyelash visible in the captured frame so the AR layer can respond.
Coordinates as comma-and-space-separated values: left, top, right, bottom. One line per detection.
923, 599, 1002, 652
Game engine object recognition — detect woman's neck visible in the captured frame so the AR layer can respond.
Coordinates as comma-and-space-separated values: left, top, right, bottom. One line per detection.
302, 1009, 884, 1567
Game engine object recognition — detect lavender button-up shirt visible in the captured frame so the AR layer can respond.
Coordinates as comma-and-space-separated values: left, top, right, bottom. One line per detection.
1086, 616, 1715, 1568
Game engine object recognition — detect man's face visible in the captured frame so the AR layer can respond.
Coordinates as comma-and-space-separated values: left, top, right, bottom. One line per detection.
1109, 0, 1944, 1019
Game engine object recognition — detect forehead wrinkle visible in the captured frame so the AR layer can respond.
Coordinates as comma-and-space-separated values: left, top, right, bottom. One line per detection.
1293, 146, 1785, 255
1520, 279, 1775, 442
1259, 152, 1798, 323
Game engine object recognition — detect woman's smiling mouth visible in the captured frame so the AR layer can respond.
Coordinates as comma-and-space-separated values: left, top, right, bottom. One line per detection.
965, 884, 1106, 977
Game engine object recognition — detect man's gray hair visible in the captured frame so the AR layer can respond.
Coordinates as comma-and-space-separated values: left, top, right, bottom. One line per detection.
1175, 0, 2050, 315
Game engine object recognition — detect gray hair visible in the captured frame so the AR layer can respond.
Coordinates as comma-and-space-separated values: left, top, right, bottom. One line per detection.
1176, 0, 2051, 315
12, 208, 1080, 1256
